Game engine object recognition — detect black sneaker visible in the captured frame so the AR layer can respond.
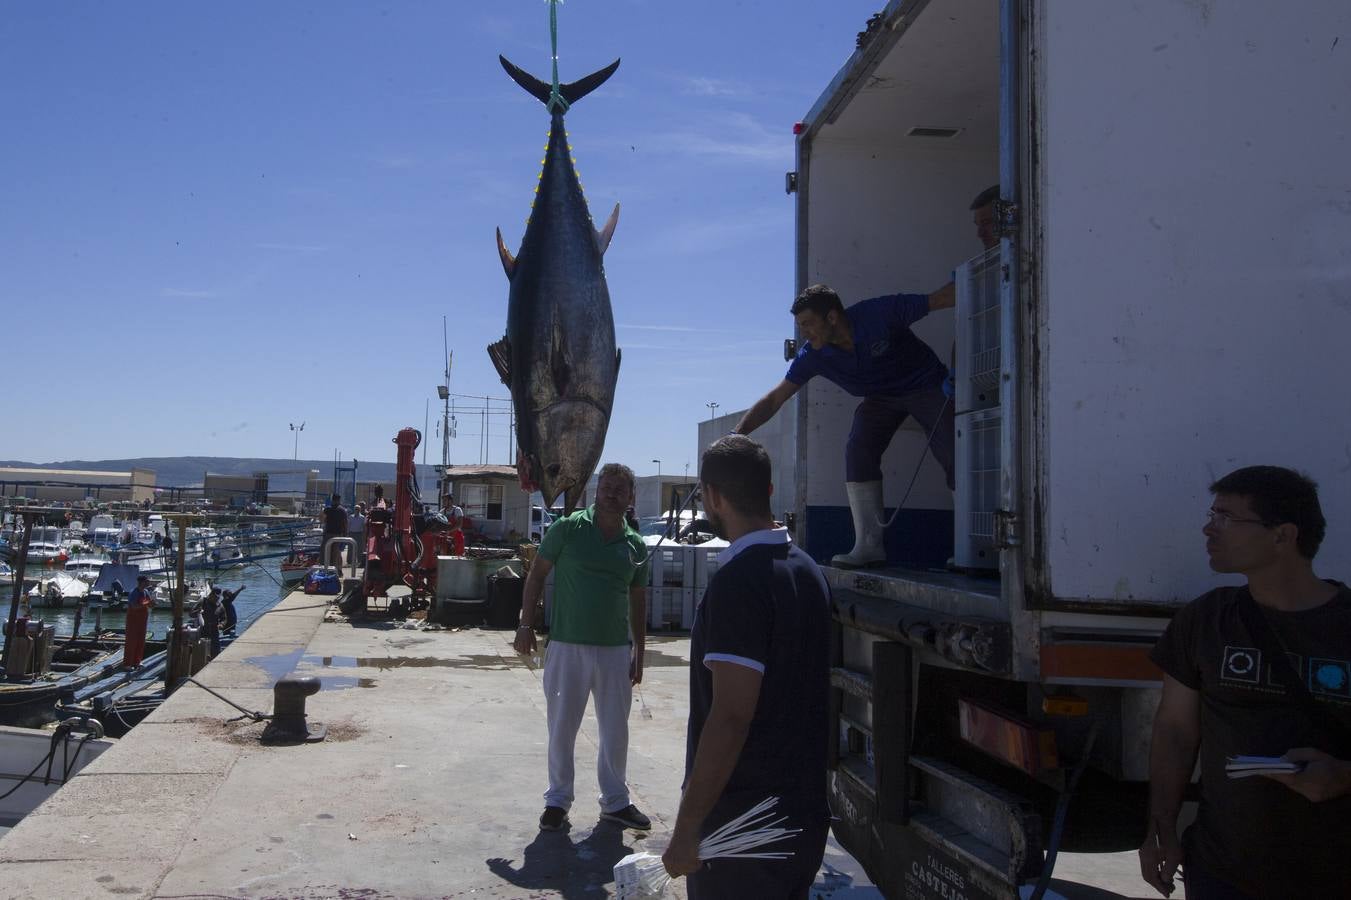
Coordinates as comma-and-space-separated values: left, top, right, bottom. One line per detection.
539, 806, 569, 831
599, 804, 651, 830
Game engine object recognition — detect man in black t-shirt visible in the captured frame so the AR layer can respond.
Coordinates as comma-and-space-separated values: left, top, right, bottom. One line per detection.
321, 493, 348, 566
663, 436, 831, 899
1141, 466, 1351, 899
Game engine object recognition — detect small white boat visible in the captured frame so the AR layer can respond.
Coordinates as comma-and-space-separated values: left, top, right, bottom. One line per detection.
0, 721, 115, 828
64, 554, 109, 584
26, 572, 90, 607
204, 537, 245, 569
25, 527, 70, 563
0, 562, 14, 587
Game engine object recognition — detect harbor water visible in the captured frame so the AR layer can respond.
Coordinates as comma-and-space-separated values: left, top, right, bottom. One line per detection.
1, 556, 289, 646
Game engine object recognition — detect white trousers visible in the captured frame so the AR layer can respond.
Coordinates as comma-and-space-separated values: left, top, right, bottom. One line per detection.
542, 640, 632, 813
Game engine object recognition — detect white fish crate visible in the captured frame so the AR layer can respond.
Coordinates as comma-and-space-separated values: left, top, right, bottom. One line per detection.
954, 407, 1002, 570
692, 544, 726, 590
647, 544, 694, 588
647, 586, 695, 631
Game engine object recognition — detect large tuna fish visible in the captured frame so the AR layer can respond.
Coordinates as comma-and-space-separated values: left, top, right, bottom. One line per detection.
488, 54, 622, 515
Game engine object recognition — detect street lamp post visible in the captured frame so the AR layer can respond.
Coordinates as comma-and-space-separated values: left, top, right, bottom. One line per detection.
652, 459, 661, 480
289, 422, 305, 461
706, 401, 719, 421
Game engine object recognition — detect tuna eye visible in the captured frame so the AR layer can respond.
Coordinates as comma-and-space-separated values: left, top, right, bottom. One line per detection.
546, 464, 562, 477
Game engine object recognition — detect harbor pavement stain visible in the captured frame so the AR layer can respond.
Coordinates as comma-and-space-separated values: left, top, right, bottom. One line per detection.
243, 648, 306, 685
305, 654, 522, 672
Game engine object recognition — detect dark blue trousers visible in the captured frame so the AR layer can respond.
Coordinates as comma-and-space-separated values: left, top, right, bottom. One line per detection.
845, 387, 955, 487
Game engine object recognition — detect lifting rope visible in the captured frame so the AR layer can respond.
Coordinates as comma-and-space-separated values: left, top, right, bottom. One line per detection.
546, 0, 570, 115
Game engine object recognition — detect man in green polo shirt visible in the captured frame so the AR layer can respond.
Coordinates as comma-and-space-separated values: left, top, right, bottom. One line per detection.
515, 463, 652, 833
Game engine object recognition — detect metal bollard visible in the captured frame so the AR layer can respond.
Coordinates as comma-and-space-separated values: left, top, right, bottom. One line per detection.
260, 676, 327, 744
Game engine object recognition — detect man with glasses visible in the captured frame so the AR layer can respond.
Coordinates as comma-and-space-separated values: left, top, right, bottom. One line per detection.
1140, 466, 1351, 899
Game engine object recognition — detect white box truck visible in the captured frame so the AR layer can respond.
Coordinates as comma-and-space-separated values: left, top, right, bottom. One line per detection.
789, 1, 1351, 897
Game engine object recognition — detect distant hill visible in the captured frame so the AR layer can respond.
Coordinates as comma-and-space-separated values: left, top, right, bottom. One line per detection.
0, 457, 440, 493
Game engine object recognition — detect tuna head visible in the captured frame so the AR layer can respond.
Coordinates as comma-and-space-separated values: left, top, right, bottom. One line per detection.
527, 399, 609, 513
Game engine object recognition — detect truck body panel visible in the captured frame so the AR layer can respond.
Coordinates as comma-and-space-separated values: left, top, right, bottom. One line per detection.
793, 1, 1350, 894
1032, 0, 1351, 609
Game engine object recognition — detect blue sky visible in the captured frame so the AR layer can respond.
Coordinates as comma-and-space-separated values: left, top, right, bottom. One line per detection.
1, 1, 878, 481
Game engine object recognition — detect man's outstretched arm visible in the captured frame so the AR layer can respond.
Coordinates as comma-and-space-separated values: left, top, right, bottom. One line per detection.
1139, 673, 1200, 898
733, 380, 800, 436
928, 282, 956, 311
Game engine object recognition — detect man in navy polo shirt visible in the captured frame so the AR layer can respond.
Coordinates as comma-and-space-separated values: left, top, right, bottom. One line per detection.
662, 435, 832, 898
733, 281, 955, 569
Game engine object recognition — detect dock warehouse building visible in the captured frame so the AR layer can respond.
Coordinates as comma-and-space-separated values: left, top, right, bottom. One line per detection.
0, 466, 156, 504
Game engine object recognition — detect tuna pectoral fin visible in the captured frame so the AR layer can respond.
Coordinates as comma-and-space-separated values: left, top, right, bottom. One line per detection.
596, 203, 620, 255
496, 227, 516, 279
615, 347, 622, 377
499, 55, 621, 109
487, 337, 512, 387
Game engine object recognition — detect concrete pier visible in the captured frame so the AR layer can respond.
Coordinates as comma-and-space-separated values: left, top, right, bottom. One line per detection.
0, 586, 1153, 899
0, 589, 869, 898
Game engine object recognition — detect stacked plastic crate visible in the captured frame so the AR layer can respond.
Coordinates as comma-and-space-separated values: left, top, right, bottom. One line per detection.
692, 539, 730, 603
646, 542, 694, 630
954, 245, 1003, 570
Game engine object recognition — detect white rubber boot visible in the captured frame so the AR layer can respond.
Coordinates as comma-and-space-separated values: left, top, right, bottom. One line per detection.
831, 481, 887, 569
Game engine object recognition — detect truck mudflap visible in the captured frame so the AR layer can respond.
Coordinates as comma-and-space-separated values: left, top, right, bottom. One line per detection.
830, 638, 1041, 898
830, 757, 1042, 900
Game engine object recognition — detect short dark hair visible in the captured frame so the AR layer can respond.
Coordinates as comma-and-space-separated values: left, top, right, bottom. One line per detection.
790, 284, 845, 319
970, 184, 1000, 210
330, 493, 341, 505
1210, 465, 1326, 559
700, 435, 773, 519
597, 462, 636, 494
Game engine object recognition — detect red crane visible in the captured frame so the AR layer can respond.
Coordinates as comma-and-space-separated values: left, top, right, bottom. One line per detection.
360, 428, 452, 618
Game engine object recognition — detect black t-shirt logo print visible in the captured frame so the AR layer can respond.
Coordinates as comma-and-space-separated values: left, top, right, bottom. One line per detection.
1222, 646, 1262, 684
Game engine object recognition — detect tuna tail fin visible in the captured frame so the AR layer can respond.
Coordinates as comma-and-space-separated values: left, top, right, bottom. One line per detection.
498, 55, 621, 109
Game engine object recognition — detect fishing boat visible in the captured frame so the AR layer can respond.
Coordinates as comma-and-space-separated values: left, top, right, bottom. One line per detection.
280, 549, 319, 585
0, 719, 115, 828
0, 630, 128, 728
0, 562, 14, 588
85, 563, 209, 609
55, 649, 170, 737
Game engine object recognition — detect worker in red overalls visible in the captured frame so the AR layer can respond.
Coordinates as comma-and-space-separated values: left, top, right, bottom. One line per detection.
124, 574, 154, 668
446, 494, 466, 557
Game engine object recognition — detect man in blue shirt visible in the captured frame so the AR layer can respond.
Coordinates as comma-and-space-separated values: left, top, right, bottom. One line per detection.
663, 435, 832, 898
734, 282, 955, 568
